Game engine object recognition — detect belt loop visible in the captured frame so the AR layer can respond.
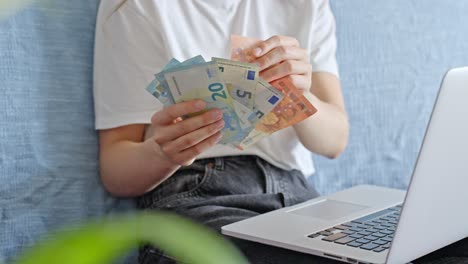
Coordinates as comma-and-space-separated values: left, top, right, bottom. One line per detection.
214, 157, 224, 171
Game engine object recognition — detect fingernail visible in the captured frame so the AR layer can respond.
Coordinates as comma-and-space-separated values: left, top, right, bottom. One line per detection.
217, 120, 225, 129
212, 110, 223, 119
253, 47, 262, 56
195, 100, 206, 110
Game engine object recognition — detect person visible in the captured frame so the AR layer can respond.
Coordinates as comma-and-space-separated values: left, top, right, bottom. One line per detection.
93, 1, 468, 263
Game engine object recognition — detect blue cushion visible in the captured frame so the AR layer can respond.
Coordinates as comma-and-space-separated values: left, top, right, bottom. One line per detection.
312, 0, 468, 194
0, 1, 134, 262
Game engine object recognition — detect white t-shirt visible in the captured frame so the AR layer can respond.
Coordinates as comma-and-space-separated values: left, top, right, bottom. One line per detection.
94, 0, 339, 177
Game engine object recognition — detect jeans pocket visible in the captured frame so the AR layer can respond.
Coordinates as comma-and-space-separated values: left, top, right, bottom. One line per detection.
140, 164, 213, 209
290, 169, 320, 198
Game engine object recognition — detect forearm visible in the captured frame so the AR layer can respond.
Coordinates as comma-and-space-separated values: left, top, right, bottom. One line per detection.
99, 138, 180, 197
294, 92, 349, 158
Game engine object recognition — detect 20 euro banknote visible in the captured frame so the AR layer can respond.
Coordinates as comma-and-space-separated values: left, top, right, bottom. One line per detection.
163, 61, 242, 144
211, 57, 262, 145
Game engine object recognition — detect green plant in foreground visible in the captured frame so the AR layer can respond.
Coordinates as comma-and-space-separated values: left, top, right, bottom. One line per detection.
15, 212, 248, 264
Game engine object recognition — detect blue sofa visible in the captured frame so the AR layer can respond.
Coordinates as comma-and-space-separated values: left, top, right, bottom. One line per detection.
1, 1, 467, 262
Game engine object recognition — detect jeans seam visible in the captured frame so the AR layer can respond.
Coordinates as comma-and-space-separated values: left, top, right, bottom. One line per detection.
280, 175, 291, 206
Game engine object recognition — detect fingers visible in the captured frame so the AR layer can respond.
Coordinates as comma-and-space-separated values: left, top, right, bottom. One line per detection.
175, 132, 223, 166
154, 109, 224, 144
253, 35, 300, 57
260, 60, 312, 83
283, 75, 313, 93
255, 46, 308, 71
161, 131, 223, 166
152, 99, 206, 125
161, 119, 224, 155
251, 35, 313, 93
151, 100, 224, 167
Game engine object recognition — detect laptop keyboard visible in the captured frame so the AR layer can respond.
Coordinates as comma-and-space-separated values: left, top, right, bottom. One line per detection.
308, 205, 402, 253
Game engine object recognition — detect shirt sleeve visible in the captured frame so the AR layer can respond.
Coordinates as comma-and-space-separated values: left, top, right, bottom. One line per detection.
309, 0, 339, 78
93, 1, 165, 130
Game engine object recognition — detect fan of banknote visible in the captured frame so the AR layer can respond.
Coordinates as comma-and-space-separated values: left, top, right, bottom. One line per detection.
145, 35, 317, 150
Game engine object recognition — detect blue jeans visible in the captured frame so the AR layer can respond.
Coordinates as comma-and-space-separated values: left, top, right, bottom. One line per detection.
137, 156, 468, 264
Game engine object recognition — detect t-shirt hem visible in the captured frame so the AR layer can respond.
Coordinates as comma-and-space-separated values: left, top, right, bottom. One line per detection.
95, 112, 154, 130
312, 66, 340, 79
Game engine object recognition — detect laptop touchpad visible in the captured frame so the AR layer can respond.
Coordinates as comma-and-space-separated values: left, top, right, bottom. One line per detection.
288, 199, 368, 221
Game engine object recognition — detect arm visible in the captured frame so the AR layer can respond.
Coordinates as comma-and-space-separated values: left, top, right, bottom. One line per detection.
293, 72, 349, 158
253, 35, 349, 158
99, 100, 224, 197
99, 124, 178, 197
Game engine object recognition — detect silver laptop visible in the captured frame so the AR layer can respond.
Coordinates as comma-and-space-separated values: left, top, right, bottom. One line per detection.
222, 67, 468, 264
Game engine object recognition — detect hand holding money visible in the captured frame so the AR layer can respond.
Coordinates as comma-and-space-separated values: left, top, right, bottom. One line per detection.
145, 35, 317, 150
151, 100, 224, 166
232, 34, 312, 93
231, 35, 318, 149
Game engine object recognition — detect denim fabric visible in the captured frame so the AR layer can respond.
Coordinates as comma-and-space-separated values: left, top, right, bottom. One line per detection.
137, 156, 337, 264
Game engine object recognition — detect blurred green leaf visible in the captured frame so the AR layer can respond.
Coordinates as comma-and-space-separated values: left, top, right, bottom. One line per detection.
16, 212, 247, 264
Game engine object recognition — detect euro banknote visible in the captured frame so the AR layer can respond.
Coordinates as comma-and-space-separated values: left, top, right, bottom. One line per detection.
238, 78, 317, 149
231, 79, 285, 148
212, 57, 259, 109
211, 57, 263, 145
144, 35, 318, 149
152, 56, 206, 107
145, 58, 181, 107
230, 35, 319, 147
233, 79, 285, 149
163, 61, 242, 144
